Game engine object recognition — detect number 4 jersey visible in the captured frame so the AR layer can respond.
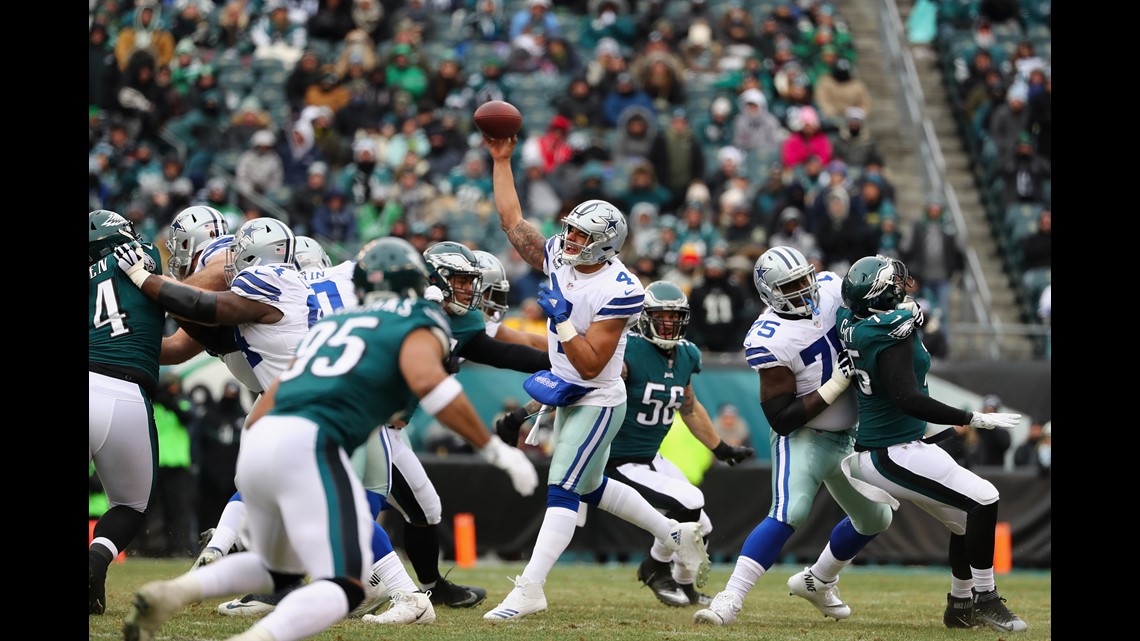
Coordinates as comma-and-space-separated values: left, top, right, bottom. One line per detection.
609, 332, 702, 460
89, 242, 166, 392
742, 272, 857, 432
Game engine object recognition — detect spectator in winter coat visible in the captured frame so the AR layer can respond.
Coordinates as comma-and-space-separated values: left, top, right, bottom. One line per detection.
602, 72, 656, 127
732, 88, 786, 159
780, 106, 832, 168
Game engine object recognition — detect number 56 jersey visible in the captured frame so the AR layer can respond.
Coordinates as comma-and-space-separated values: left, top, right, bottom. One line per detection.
742, 272, 857, 432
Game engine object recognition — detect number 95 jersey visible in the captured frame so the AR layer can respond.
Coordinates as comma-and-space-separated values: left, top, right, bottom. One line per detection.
742, 272, 857, 432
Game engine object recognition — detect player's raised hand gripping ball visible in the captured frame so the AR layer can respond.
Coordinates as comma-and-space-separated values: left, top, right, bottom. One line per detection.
474, 100, 523, 139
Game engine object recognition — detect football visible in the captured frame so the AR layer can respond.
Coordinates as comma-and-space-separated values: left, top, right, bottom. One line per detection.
474, 100, 523, 139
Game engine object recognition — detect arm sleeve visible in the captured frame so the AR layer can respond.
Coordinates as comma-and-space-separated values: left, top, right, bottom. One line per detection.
761, 392, 809, 437
458, 330, 552, 373
878, 340, 973, 426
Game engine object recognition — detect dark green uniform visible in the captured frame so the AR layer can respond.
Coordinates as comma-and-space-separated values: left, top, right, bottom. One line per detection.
836, 306, 928, 448
448, 308, 488, 352
88, 243, 165, 394
609, 333, 703, 460
271, 296, 452, 453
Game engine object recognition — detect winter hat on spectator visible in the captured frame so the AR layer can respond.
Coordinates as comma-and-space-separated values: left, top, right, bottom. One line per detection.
717, 146, 744, 166
595, 37, 621, 57
711, 96, 733, 116
845, 106, 866, 122
982, 394, 1002, 410
685, 182, 711, 204
251, 129, 276, 147
827, 160, 847, 178
740, 88, 767, 109
308, 161, 328, 176
1007, 82, 1028, 104
548, 114, 572, 131
689, 21, 712, 46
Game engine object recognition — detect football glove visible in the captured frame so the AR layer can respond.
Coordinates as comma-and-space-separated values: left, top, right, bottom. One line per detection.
495, 406, 530, 448
536, 276, 571, 324
114, 241, 154, 288
969, 411, 1021, 430
424, 285, 445, 303
836, 348, 855, 378
897, 296, 926, 328
712, 442, 755, 466
479, 435, 538, 496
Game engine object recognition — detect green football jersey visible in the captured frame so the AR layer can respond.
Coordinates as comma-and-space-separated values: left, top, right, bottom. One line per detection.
836, 306, 929, 448
609, 333, 703, 460
88, 243, 165, 393
447, 307, 487, 353
270, 296, 453, 453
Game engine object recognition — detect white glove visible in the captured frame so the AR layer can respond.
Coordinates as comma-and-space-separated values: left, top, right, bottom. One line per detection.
969, 411, 1021, 430
896, 296, 926, 328
479, 434, 539, 496
424, 285, 445, 303
114, 241, 154, 288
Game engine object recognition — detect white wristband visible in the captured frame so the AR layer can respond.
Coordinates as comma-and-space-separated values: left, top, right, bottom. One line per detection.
817, 375, 851, 405
420, 376, 463, 416
556, 319, 577, 343
128, 268, 150, 288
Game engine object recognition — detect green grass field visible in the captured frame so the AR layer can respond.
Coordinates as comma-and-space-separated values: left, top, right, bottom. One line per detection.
90, 559, 1051, 640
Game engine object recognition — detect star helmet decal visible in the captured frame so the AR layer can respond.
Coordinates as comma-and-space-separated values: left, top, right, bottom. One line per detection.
600, 212, 620, 233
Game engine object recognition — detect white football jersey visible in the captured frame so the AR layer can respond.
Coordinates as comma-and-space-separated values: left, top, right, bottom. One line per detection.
542, 236, 643, 407
300, 260, 360, 317
742, 271, 857, 432
222, 263, 316, 393
194, 234, 235, 273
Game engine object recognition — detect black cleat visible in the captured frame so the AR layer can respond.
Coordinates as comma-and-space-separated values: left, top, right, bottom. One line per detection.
680, 582, 712, 606
636, 557, 689, 607
428, 577, 487, 608
89, 555, 107, 615
972, 588, 1028, 632
943, 593, 976, 628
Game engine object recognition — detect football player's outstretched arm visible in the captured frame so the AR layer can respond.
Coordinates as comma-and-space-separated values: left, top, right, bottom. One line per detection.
457, 330, 551, 373
402, 327, 538, 496
494, 323, 549, 351
486, 135, 546, 270
561, 317, 626, 380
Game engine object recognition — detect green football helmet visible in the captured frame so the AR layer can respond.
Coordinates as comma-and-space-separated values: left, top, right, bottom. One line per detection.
423, 241, 483, 316
353, 237, 430, 303
842, 255, 911, 318
89, 209, 139, 265
639, 280, 690, 350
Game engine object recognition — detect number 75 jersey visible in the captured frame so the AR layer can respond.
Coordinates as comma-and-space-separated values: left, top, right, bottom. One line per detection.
742, 272, 857, 432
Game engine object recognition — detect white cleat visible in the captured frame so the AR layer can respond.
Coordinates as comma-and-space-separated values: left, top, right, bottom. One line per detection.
191, 546, 224, 570
668, 522, 711, 588
693, 590, 743, 626
122, 580, 189, 641
787, 567, 851, 619
348, 570, 391, 618
361, 588, 436, 624
482, 575, 548, 620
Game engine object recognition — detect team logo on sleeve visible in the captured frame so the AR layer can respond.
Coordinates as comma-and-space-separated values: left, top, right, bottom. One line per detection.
888, 317, 916, 340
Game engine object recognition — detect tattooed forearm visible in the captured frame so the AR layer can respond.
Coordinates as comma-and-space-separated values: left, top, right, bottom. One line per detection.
507, 219, 547, 270
680, 390, 695, 415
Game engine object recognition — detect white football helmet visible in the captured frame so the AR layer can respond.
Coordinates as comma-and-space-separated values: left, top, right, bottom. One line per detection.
294, 235, 332, 270
753, 246, 820, 317
167, 205, 228, 280
473, 249, 509, 319
559, 199, 628, 266
224, 218, 296, 285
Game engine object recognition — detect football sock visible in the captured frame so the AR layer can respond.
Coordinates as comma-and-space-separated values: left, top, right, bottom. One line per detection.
522, 506, 579, 583
189, 552, 269, 599
403, 522, 442, 587
809, 543, 847, 584
373, 551, 418, 593
725, 555, 765, 599
951, 575, 974, 599
209, 497, 248, 553
811, 518, 877, 582
92, 505, 146, 556
594, 477, 673, 542
965, 501, 998, 591
740, 517, 794, 569
371, 521, 393, 561
650, 537, 673, 563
